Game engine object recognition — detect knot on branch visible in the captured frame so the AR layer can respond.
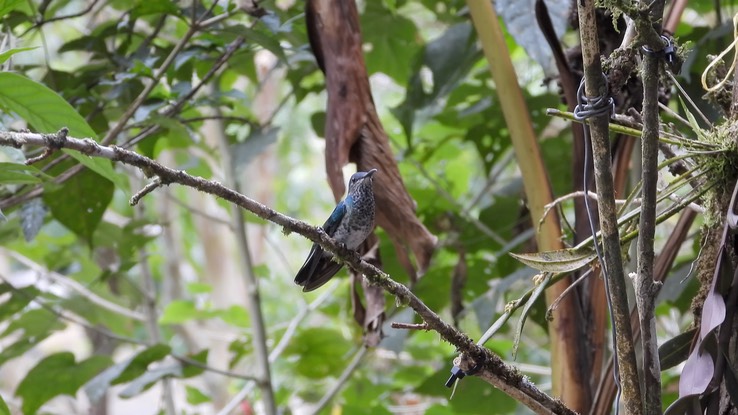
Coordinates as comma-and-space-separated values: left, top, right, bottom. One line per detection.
48, 127, 68, 149
26, 127, 69, 164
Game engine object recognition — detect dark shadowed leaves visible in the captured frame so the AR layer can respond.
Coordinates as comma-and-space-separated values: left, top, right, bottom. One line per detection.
416, 364, 516, 414
43, 168, 114, 246
20, 199, 46, 242
360, 2, 420, 82
659, 328, 697, 370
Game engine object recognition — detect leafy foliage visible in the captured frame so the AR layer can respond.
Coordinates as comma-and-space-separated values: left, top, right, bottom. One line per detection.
0, 0, 727, 414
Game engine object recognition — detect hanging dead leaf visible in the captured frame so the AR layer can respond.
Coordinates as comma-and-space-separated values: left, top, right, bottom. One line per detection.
510, 247, 597, 273
306, 0, 437, 276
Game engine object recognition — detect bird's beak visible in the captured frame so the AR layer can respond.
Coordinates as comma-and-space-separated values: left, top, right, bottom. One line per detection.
366, 168, 378, 177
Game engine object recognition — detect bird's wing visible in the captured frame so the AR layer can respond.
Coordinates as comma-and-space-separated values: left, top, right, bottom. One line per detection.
294, 200, 348, 291
322, 198, 347, 235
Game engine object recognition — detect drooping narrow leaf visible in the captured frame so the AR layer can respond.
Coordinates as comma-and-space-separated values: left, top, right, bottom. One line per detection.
0, 47, 38, 65
658, 328, 697, 370
510, 248, 597, 273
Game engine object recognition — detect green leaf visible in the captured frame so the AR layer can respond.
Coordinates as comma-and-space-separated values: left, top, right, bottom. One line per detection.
416, 364, 516, 414
659, 328, 697, 370
62, 150, 128, 191
0, 162, 46, 184
0, 73, 96, 138
0, 393, 9, 415
114, 344, 172, 384
0, 0, 24, 17
0, 284, 39, 321
186, 282, 212, 294
360, 2, 420, 81
2, 308, 64, 339
85, 344, 173, 403
0, 47, 38, 65
43, 167, 114, 246
16, 352, 111, 415
159, 300, 200, 324
20, 199, 46, 242
216, 305, 250, 328
284, 328, 353, 379
0, 73, 125, 189
510, 248, 597, 273
185, 385, 211, 405
180, 349, 208, 378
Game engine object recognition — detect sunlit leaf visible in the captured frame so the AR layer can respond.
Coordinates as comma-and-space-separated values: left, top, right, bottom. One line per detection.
0, 47, 38, 65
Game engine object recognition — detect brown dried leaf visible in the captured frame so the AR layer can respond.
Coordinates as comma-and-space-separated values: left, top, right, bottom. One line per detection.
350, 236, 385, 347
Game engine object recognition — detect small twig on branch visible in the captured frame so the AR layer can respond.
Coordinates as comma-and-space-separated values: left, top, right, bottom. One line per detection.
22, 0, 102, 36
25, 127, 68, 164
130, 177, 163, 206
391, 322, 430, 331
0, 129, 574, 415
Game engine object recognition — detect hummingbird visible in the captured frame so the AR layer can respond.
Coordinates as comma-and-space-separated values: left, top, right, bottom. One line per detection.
295, 169, 378, 291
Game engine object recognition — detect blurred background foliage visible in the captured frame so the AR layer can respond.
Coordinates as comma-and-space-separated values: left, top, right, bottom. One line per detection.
0, 0, 732, 414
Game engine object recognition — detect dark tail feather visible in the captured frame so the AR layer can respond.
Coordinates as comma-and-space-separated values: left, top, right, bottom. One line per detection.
294, 245, 344, 292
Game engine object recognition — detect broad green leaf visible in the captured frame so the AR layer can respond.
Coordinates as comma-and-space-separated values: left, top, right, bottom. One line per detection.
0, 47, 38, 65
16, 352, 111, 415
284, 328, 353, 379
0, 284, 39, 321
360, 2, 420, 81
416, 364, 516, 414
510, 248, 597, 273
393, 23, 481, 139
20, 199, 46, 242
659, 328, 697, 370
0, 162, 44, 184
0, 0, 24, 17
43, 168, 114, 246
0, 73, 125, 189
0, 73, 96, 138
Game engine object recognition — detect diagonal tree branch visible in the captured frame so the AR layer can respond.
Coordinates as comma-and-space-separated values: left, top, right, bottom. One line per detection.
0, 129, 576, 415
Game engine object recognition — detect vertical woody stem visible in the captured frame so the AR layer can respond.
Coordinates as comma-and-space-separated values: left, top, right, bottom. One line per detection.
576, 1, 644, 414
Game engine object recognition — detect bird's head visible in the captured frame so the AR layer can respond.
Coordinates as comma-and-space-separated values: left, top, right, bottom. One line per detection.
347, 168, 377, 193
